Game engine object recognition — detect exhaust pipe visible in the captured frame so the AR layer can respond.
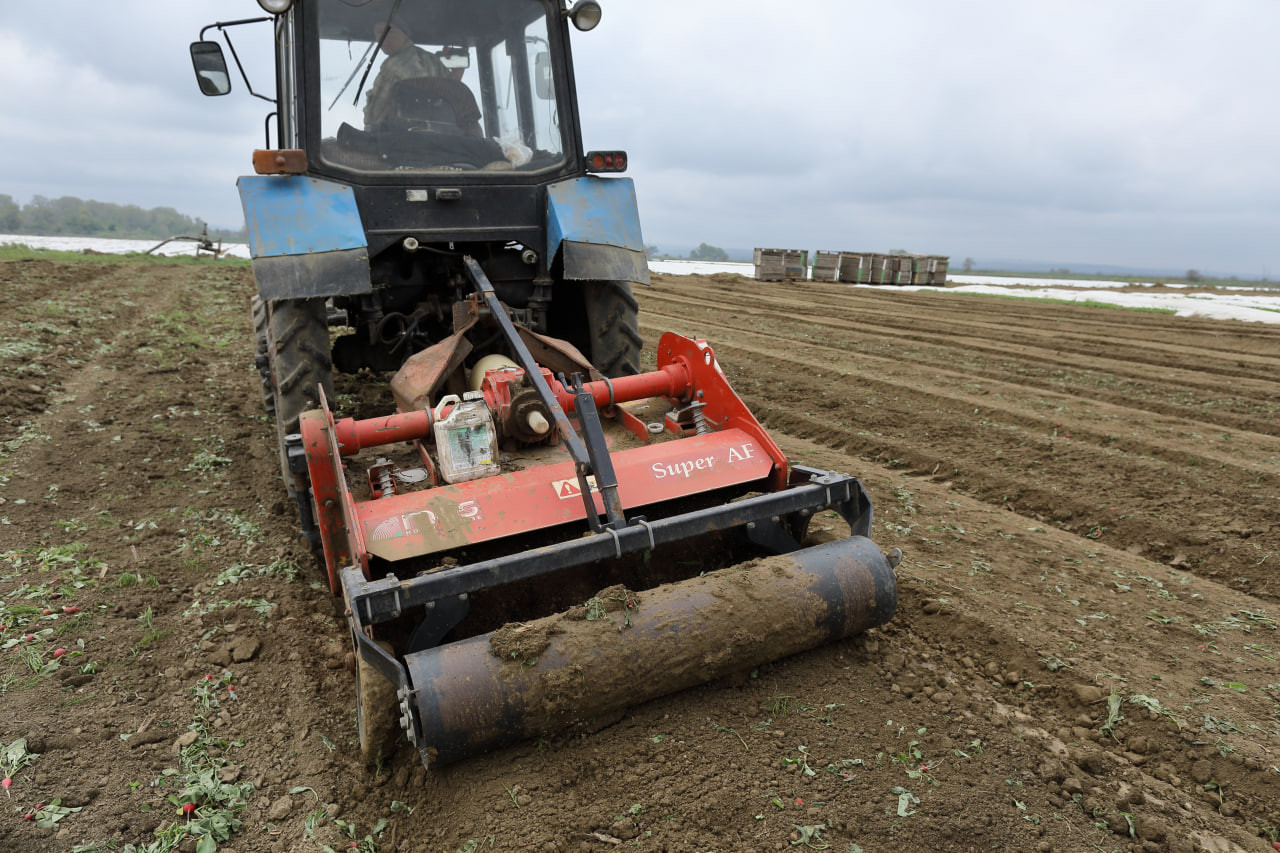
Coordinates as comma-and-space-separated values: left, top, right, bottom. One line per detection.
403, 535, 897, 766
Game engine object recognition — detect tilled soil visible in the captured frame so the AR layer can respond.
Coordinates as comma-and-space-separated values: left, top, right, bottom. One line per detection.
1, 258, 1278, 853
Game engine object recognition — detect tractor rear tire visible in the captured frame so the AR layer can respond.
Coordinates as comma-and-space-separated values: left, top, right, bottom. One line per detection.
250, 296, 275, 418
263, 297, 332, 560
551, 279, 642, 378
584, 280, 642, 378
266, 297, 332, 440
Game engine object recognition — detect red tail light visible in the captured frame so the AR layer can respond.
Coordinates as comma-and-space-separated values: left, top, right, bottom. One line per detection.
585, 150, 628, 173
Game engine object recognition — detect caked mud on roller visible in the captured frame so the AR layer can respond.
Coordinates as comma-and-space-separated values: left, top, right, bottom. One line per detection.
405, 536, 898, 766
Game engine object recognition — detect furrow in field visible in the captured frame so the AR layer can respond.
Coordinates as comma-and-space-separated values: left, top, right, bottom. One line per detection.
637, 291, 1280, 599
653, 275, 1280, 360
642, 283, 1280, 433
708, 341, 1277, 594
779, 436, 1280, 851
636, 310, 1280, 478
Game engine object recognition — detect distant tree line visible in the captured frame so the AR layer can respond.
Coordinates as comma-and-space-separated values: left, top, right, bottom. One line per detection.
687, 242, 728, 261
0, 194, 246, 242
645, 242, 731, 262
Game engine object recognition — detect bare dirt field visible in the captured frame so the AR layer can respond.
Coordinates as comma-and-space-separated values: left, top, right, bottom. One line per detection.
1, 257, 1278, 853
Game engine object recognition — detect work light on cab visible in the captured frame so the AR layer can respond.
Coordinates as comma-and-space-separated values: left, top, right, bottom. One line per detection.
567, 0, 603, 31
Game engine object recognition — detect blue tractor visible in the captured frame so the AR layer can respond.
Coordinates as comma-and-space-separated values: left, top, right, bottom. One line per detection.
191, 0, 646, 550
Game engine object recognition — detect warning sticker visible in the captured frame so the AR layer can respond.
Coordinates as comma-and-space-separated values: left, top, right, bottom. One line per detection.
552, 475, 598, 500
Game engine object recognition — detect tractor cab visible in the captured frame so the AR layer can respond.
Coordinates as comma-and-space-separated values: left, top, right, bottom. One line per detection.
311, 0, 567, 175
190, 0, 599, 174
193, 0, 602, 180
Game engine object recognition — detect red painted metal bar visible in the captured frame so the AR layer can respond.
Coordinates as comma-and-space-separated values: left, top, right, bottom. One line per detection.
301, 386, 372, 593
329, 360, 696, 457
558, 362, 692, 414
333, 410, 435, 456
300, 408, 345, 593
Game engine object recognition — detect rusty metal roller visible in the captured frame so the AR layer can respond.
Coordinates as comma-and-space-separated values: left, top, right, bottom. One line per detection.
404, 535, 898, 766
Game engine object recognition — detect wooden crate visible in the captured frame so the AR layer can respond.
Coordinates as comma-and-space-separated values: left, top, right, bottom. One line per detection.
911, 255, 935, 284
783, 249, 808, 280
752, 247, 784, 281
813, 251, 841, 281
866, 254, 893, 284
893, 256, 914, 285
837, 252, 867, 283
931, 256, 950, 284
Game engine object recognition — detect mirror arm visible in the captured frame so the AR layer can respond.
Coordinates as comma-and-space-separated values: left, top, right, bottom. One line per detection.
198, 17, 271, 41
263, 111, 279, 150
199, 17, 277, 105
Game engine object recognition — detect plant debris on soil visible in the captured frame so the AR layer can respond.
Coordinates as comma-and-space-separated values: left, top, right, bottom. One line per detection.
1, 256, 1279, 853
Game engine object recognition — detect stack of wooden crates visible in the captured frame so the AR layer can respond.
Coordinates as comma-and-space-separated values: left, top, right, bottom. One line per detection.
753, 249, 949, 285
809, 251, 879, 283
911, 255, 950, 284
753, 248, 809, 281
812, 252, 950, 285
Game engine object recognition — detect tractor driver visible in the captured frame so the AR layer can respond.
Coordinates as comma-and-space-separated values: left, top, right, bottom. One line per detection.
362, 17, 449, 130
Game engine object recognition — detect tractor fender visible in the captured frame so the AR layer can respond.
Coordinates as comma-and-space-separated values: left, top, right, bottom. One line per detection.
238, 175, 372, 301
546, 176, 651, 286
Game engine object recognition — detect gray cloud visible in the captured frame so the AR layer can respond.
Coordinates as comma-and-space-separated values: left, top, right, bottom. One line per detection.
3, 1, 1276, 276
573, 1, 1279, 273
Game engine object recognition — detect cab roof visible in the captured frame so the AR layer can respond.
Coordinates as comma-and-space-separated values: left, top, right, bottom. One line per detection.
317, 0, 548, 45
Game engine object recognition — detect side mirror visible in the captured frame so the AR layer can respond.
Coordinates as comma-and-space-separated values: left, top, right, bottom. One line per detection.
534, 51, 553, 100
190, 41, 231, 96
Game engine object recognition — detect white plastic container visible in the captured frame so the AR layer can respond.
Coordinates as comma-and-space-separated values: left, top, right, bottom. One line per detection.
432, 392, 500, 484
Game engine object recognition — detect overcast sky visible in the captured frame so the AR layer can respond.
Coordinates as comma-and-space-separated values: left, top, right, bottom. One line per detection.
2, 1, 1276, 277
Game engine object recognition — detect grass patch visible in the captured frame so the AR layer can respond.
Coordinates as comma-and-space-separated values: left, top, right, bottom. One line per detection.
952, 291, 1178, 314
136, 606, 168, 648
954, 268, 1277, 289
74, 673, 257, 852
